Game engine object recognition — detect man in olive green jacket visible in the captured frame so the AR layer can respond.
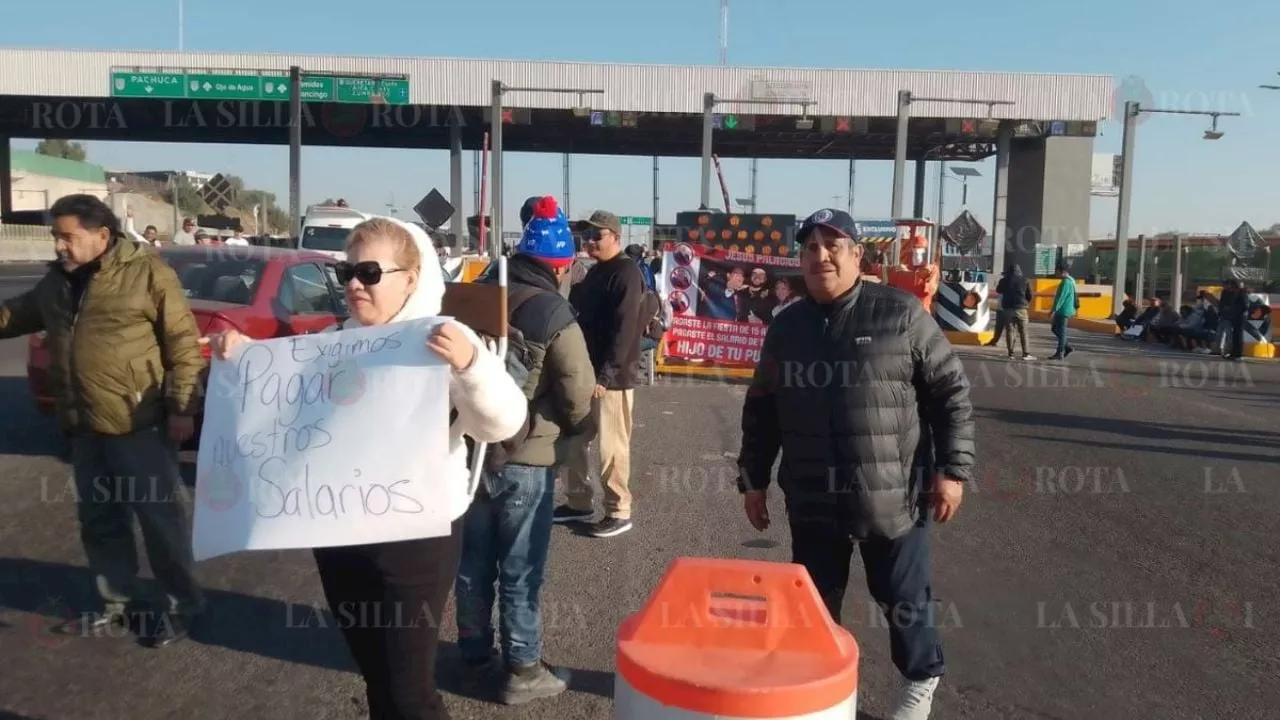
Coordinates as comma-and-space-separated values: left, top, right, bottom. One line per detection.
0, 194, 205, 647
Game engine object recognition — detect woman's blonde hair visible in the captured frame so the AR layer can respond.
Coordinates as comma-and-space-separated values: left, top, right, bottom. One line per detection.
346, 218, 422, 271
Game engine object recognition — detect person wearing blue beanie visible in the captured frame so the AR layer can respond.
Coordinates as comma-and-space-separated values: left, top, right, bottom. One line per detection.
456, 193, 595, 704
515, 196, 576, 270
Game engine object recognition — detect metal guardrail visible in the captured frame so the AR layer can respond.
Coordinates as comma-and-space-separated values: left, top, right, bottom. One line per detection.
0, 224, 51, 241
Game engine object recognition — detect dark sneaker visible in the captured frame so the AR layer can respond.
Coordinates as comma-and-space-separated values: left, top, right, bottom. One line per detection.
1047, 353, 1063, 361
459, 655, 502, 695
552, 505, 593, 524
501, 661, 570, 705
1064, 346, 1075, 358
588, 517, 633, 538
53, 610, 126, 636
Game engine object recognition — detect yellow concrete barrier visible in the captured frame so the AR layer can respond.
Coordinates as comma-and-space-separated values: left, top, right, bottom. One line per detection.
1243, 342, 1276, 359
1029, 278, 1112, 319
943, 330, 994, 346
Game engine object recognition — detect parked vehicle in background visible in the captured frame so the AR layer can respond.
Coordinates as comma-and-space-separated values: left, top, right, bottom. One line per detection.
27, 245, 350, 443
297, 203, 372, 259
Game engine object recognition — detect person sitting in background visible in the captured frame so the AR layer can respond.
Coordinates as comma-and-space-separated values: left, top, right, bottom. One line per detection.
1173, 299, 1208, 350
1147, 301, 1182, 343
1115, 299, 1138, 331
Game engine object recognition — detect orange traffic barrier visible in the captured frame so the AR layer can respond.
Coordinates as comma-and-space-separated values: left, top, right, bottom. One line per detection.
615, 557, 859, 719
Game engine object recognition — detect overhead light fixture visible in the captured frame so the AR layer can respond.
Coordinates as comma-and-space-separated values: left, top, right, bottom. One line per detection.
1203, 114, 1225, 140
795, 116, 814, 130
572, 106, 591, 118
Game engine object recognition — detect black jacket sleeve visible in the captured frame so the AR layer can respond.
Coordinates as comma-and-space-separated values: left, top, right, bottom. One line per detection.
597, 264, 644, 388
1024, 281, 1033, 304
908, 302, 976, 482
737, 324, 782, 492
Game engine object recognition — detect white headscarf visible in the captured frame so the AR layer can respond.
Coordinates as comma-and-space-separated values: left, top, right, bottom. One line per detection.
342, 216, 444, 329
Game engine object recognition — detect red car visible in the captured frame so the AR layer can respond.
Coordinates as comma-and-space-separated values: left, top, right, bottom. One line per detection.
27, 245, 350, 431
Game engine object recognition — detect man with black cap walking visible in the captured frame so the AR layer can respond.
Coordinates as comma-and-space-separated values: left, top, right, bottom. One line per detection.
554, 209, 645, 538
736, 208, 975, 720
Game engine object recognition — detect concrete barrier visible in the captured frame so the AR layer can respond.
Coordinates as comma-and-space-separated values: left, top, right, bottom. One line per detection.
935, 282, 994, 346
0, 225, 54, 262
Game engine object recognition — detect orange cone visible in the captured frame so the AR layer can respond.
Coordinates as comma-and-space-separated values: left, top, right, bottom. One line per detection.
615, 557, 859, 718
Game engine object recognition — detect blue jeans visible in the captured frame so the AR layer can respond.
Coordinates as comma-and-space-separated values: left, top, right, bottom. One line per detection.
1051, 314, 1072, 356
455, 464, 555, 668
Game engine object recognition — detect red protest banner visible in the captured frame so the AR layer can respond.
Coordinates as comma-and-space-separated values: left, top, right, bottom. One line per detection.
658, 241, 804, 368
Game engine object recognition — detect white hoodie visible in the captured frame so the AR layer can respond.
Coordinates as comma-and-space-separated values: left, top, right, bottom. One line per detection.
339, 217, 528, 525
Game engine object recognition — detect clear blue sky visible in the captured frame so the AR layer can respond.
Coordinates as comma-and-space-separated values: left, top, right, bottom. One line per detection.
3, 0, 1279, 235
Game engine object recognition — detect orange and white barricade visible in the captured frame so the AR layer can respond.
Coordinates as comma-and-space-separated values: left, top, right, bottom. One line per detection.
615, 557, 859, 719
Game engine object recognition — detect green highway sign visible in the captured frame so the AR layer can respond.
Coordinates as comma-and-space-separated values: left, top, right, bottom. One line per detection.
111, 72, 187, 98
110, 70, 410, 104
723, 114, 739, 129
619, 216, 653, 226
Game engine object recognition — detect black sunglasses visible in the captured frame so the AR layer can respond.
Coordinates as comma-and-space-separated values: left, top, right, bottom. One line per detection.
334, 261, 406, 286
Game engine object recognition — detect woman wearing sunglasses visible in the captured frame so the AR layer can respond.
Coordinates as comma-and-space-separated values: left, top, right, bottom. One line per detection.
204, 217, 527, 719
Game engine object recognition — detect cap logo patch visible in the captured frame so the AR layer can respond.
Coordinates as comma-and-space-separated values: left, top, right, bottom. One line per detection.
812, 209, 833, 223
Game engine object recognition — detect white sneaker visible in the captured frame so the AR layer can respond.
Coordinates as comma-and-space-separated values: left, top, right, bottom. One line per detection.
1021, 353, 1036, 361
889, 676, 940, 720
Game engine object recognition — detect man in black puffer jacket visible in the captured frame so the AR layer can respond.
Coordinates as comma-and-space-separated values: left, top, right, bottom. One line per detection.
736, 208, 975, 720
995, 264, 1034, 360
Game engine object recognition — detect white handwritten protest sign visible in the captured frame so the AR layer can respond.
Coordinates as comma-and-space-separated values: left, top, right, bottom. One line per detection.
192, 318, 451, 561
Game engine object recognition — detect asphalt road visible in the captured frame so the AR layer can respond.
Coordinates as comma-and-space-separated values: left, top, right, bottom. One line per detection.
2, 262, 1279, 720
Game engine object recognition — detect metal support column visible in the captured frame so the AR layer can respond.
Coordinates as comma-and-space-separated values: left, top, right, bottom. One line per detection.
749, 158, 758, 210
1135, 234, 1148, 302
562, 153, 571, 217
449, 117, 464, 247
700, 92, 716, 209
936, 160, 946, 223
652, 156, 660, 228
0, 137, 13, 221
912, 158, 926, 219
846, 154, 856, 217
472, 150, 480, 225
1111, 101, 1138, 316
990, 123, 1011, 281
489, 80, 504, 260
288, 66, 302, 238
890, 90, 911, 218
889, 90, 912, 273
1172, 234, 1185, 309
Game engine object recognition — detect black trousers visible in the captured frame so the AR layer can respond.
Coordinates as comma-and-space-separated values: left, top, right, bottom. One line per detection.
790, 517, 946, 681
313, 520, 462, 720
1229, 317, 1246, 357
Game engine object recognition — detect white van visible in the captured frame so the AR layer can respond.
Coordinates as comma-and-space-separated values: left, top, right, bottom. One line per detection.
298, 204, 373, 259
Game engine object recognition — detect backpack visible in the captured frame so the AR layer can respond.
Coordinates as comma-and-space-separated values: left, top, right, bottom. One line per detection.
639, 288, 672, 342
455, 285, 560, 473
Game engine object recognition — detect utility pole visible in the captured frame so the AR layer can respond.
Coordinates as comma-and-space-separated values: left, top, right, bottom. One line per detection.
489, 82, 605, 259
288, 66, 302, 238
1109, 103, 1240, 315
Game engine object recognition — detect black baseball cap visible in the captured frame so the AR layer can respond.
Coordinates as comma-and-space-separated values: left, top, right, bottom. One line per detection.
796, 208, 857, 244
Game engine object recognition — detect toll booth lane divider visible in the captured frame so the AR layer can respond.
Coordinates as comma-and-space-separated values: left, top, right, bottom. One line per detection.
615, 557, 859, 719
935, 281, 993, 346
1243, 294, 1275, 359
